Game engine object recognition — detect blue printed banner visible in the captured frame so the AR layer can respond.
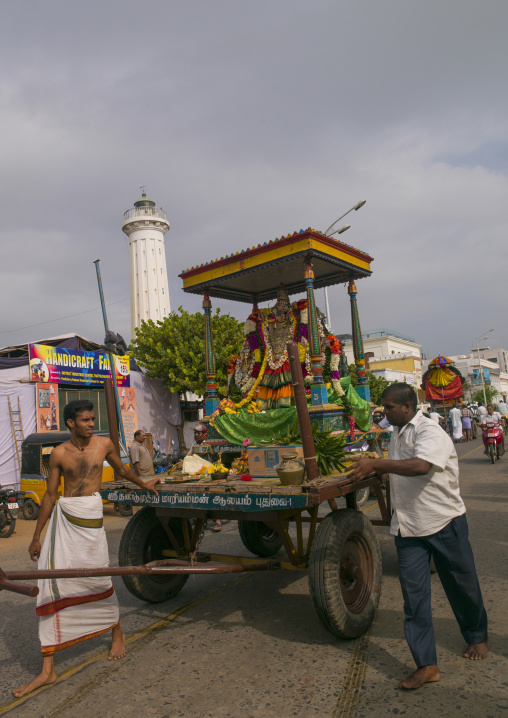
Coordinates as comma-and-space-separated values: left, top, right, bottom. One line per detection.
29, 343, 130, 387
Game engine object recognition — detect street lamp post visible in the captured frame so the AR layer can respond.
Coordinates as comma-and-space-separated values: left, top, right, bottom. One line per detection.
323, 200, 366, 330
473, 328, 494, 406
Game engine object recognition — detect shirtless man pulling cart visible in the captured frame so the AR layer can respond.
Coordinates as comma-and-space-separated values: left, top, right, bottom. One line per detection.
13, 399, 159, 699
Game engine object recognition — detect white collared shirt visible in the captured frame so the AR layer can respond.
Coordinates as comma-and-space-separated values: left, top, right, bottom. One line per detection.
388, 410, 465, 537
481, 412, 502, 426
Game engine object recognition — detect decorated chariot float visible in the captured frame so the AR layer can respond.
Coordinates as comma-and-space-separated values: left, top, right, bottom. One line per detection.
0, 228, 392, 641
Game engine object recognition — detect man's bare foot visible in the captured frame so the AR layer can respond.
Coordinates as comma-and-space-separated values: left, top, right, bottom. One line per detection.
399, 665, 441, 690
13, 667, 57, 698
108, 625, 126, 660
464, 641, 488, 660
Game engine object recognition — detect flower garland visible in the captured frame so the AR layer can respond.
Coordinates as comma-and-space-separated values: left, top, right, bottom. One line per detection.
329, 335, 345, 396
258, 310, 297, 371
234, 344, 256, 393
225, 298, 345, 411
234, 352, 268, 409
227, 354, 239, 375
209, 398, 236, 426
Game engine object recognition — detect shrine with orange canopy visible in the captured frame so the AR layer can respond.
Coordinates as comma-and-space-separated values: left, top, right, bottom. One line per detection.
422, 355, 465, 405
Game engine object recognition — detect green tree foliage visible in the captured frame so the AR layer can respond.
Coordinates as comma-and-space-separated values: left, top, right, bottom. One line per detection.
130, 307, 244, 397
471, 386, 499, 405
348, 364, 392, 405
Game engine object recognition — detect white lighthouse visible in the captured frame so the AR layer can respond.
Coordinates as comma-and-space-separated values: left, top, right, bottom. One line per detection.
122, 190, 171, 340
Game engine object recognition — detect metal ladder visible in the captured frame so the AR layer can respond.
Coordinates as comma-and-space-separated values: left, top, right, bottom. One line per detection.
8, 396, 25, 474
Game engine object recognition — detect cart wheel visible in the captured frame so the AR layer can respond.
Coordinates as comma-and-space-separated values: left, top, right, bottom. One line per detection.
308, 509, 381, 639
22, 499, 40, 521
115, 502, 133, 517
355, 487, 370, 509
0, 509, 15, 538
238, 520, 284, 557
489, 444, 496, 464
118, 507, 190, 603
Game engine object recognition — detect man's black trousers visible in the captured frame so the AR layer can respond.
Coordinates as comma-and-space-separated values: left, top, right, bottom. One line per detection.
395, 513, 488, 667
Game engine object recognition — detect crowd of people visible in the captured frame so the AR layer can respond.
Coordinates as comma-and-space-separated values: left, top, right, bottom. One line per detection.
422, 400, 508, 446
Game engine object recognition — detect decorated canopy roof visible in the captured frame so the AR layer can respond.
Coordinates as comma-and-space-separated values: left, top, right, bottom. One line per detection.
428, 355, 455, 369
180, 228, 373, 303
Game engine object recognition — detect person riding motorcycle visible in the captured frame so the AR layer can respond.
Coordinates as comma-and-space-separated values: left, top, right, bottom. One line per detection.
480, 405, 505, 454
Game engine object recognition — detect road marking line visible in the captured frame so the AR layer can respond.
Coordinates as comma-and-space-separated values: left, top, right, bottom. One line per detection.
0, 573, 250, 715
363, 502, 378, 514
333, 629, 371, 716
459, 444, 483, 460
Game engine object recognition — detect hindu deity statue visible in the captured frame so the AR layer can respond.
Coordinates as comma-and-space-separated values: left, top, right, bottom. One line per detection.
227, 285, 347, 410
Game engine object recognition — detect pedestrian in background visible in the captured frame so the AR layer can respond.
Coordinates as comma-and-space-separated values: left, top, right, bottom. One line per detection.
461, 405, 474, 442
129, 430, 154, 476
449, 403, 463, 443
429, 408, 441, 424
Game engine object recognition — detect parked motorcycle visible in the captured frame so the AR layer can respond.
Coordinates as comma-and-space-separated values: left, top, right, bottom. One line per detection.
481, 421, 504, 464
0, 486, 19, 538
153, 442, 180, 472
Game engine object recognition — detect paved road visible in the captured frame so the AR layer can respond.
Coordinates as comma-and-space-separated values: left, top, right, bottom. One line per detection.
0, 436, 507, 717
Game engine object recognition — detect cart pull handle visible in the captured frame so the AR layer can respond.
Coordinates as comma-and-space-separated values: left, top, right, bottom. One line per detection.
0, 578, 39, 597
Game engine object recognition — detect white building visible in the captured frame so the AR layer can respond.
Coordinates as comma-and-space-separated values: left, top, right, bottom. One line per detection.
445, 353, 508, 402
122, 191, 171, 341
338, 329, 423, 390
477, 347, 508, 374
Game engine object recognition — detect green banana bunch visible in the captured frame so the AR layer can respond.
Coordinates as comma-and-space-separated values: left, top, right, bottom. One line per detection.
311, 424, 348, 476
259, 419, 347, 476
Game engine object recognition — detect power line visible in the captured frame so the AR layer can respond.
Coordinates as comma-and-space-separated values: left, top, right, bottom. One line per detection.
0, 298, 129, 336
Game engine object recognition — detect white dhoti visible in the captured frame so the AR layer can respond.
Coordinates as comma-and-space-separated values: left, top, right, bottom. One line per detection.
450, 409, 463, 441
36, 493, 119, 656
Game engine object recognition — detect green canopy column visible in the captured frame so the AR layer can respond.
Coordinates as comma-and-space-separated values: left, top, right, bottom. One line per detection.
203, 293, 220, 415
348, 279, 370, 401
305, 258, 328, 406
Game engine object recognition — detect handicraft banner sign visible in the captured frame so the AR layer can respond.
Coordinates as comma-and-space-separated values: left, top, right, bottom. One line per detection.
29, 344, 130, 387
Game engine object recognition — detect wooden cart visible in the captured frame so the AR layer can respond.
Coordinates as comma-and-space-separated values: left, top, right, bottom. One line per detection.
98, 466, 390, 639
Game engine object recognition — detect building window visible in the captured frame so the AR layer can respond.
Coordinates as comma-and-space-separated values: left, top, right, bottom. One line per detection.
58, 387, 109, 432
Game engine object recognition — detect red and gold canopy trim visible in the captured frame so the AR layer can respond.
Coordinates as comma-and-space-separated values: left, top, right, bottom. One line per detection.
180, 229, 373, 303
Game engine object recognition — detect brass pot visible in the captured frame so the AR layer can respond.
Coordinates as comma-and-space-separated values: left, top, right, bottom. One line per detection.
275, 452, 306, 486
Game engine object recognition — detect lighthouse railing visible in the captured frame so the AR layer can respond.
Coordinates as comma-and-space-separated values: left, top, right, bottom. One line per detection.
123, 207, 167, 222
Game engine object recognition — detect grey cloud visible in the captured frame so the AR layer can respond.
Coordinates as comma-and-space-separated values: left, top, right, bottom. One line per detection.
0, 0, 506, 356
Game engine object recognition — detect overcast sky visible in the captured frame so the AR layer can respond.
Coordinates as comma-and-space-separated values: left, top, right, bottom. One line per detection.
1, 1, 507, 359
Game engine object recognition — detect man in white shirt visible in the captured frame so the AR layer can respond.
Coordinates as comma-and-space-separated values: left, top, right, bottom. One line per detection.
496, 400, 508, 415
476, 402, 487, 421
349, 383, 488, 690
449, 403, 463, 443
429, 409, 441, 423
